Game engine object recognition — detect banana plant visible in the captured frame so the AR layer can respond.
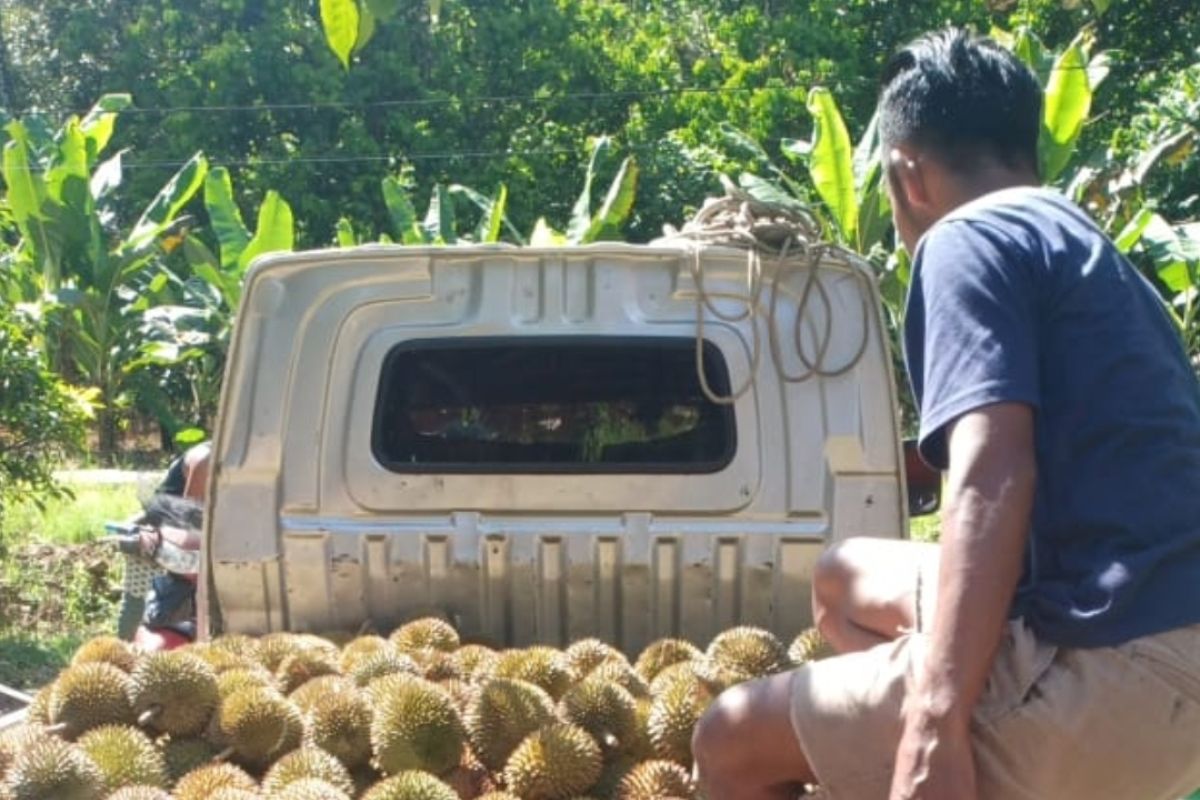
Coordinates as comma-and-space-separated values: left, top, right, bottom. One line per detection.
532, 136, 640, 246
0, 95, 208, 460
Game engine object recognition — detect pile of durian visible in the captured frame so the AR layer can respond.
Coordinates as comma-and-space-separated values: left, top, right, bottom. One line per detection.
0, 620, 832, 800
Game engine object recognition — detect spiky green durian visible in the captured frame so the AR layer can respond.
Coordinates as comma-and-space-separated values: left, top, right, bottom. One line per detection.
703, 626, 788, 683
646, 670, 713, 767
104, 788, 173, 800
464, 678, 557, 771
647, 662, 701, 697
503, 722, 603, 800
210, 634, 263, 661
615, 759, 695, 799
339, 636, 392, 672
216, 686, 297, 765
587, 661, 649, 699
185, 643, 259, 675
360, 771, 459, 800
218, 666, 278, 700
49, 662, 135, 738
633, 640, 701, 683
257, 633, 310, 673
76, 724, 167, 792
305, 683, 373, 770
272, 778, 353, 800
410, 649, 461, 682
207, 789, 260, 800
350, 650, 421, 688
4, 738, 103, 800
262, 746, 355, 796
289, 674, 354, 710
130, 651, 219, 737
788, 626, 835, 665
172, 763, 257, 800
0, 726, 42, 780
435, 678, 475, 714
276, 649, 341, 694
389, 618, 460, 655
158, 736, 220, 783
492, 647, 572, 700
370, 676, 464, 776
71, 636, 137, 673
564, 639, 626, 679
558, 678, 638, 751
23, 685, 51, 726
451, 644, 498, 681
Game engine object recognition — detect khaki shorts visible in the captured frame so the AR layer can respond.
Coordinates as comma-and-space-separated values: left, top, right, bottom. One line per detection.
791, 617, 1200, 799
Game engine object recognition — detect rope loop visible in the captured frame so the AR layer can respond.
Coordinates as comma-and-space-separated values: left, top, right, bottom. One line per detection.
656, 180, 874, 405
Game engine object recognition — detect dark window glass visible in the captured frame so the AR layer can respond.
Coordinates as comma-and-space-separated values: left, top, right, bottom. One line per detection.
372, 337, 736, 473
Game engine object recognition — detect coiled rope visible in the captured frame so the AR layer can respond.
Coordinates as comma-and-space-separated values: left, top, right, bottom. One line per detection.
656, 178, 875, 405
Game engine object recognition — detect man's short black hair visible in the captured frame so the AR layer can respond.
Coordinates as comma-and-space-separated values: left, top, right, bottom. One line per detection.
879, 28, 1042, 174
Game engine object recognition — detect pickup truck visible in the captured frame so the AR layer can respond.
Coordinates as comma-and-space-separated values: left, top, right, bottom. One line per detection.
200, 240, 933, 654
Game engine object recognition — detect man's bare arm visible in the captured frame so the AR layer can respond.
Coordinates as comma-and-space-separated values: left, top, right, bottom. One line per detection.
889, 402, 1036, 799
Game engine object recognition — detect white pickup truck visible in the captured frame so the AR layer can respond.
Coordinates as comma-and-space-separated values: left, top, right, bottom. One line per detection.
199, 241, 936, 655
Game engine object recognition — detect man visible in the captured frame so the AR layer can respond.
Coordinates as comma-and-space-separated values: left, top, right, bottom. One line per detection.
693, 28, 1200, 800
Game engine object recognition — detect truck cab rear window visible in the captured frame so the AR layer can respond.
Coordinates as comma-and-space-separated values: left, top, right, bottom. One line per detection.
372, 337, 736, 473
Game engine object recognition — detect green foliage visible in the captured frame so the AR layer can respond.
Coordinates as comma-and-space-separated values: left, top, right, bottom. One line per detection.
0, 305, 90, 529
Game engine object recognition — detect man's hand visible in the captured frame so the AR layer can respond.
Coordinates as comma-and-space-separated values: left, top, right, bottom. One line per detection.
889, 712, 977, 800
887, 402, 1036, 799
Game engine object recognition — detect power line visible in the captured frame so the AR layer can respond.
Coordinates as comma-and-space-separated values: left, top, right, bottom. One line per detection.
0, 56, 1176, 118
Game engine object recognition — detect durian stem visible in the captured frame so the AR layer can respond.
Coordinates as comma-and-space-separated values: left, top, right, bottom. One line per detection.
215, 746, 235, 762
136, 706, 161, 727
44, 722, 67, 735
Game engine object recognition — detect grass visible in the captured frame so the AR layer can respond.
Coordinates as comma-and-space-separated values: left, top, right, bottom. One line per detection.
0, 477, 143, 690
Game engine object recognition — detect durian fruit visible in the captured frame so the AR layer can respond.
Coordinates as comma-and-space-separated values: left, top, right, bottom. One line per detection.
360, 770, 460, 800
477, 793, 522, 800
464, 678, 556, 771
104, 788, 173, 800
276, 648, 341, 694
211, 634, 264, 662
633, 640, 701, 683
615, 760, 695, 800
172, 763, 257, 800
158, 736, 220, 783
411, 649, 461, 683
390, 617, 460, 655
703, 627, 789, 684
305, 684, 373, 769
76, 724, 167, 793
647, 662, 701, 697
646, 670, 714, 768
503, 722, 603, 800
587, 661, 649, 700
492, 647, 572, 700
435, 678, 476, 714
216, 686, 298, 765
451, 644, 498, 681
261, 746, 355, 796
71, 636, 138, 673
339, 636, 392, 672
564, 639, 626, 679
130, 651, 219, 737
350, 650, 421, 688
48, 662, 135, 738
788, 627, 835, 665
557, 678, 638, 752
187, 643, 259, 675
289, 675, 354, 711
258, 633, 310, 673
622, 698, 657, 761
0, 726, 43, 779
207, 789, 261, 800
4, 737, 103, 800
23, 685, 51, 726
370, 676, 464, 776
219, 666, 279, 700
272, 778, 353, 800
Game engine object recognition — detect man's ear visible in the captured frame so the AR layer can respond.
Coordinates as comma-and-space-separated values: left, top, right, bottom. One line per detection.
887, 147, 931, 210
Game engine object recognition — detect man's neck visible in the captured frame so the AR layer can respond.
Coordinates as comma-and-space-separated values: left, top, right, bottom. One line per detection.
939, 167, 1041, 216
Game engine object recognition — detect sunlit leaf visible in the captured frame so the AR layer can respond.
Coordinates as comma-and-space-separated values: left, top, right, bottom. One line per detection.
354, 5, 377, 54
129, 152, 208, 250
1039, 33, 1092, 182
204, 167, 251, 269
320, 0, 360, 70
382, 176, 425, 244
531, 218, 567, 246
2, 123, 46, 224
90, 151, 124, 201
1114, 208, 1153, 254
237, 191, 294, 272
578, 157, 638, 243
568, 136, 611, 243
175, 427, 207, 445
335, 217, 358, 247
806, 87, 858, 243
422, 184, 456, 245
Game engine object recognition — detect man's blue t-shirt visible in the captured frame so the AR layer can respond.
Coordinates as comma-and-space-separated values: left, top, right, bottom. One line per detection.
904, 186, 1200, 648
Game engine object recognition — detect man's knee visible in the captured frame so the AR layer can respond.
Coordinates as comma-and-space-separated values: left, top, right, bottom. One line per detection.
813, 541, 857, 631
693, 683, 755, 773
